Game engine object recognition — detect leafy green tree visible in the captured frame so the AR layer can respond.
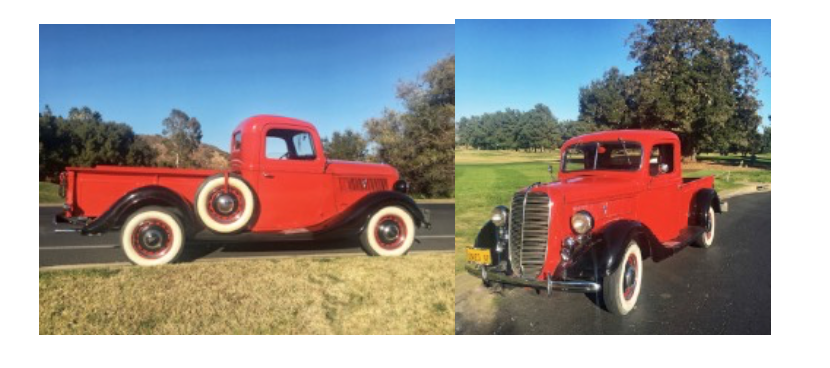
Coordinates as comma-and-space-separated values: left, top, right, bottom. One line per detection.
38, 106, 158, 180
365, 55, 455, 198
126, 135, 159, 166
579, 20, 767, 160
322, 129, 368, 161
579, 67, 633, 128
162, 109, 203, 167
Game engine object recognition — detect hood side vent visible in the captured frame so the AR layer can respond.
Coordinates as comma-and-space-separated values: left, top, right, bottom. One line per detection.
339, 177, 388, 192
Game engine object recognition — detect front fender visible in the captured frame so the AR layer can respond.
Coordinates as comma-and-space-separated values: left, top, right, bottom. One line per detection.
307, 191, 429, 239
82, 185, 198, 235
562, 220, 659, 279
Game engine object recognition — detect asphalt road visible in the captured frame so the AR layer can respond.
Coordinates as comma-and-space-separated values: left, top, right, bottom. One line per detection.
456, 192, 771, 334
40, 203, 454, 267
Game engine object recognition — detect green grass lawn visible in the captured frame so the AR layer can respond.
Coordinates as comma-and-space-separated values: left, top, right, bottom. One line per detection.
40, 253, 454, 334
454, 150, 772, 273
39, 182, 62, 204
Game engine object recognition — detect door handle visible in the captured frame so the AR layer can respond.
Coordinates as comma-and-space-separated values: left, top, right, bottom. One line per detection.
262, 172, 274, 178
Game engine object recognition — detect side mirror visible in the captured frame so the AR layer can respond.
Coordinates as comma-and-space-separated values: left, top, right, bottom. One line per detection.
659, 163, 670, 174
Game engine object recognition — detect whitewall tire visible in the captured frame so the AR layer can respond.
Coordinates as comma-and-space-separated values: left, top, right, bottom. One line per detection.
695, 207, 716, 248
195, 175, 256, 234
120, 207, 185, 266
360, 206, 416, 257
603, 240, 643, 315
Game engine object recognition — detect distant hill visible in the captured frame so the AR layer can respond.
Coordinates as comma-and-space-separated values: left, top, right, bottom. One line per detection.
139, 135, 229, 170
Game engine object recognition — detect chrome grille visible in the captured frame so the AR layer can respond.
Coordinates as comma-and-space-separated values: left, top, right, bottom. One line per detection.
508, 191, 551, 277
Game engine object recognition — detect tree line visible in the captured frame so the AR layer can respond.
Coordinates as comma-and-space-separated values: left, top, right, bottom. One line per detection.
457, 20, 771, 159
455, 104, 598, 151
39, 107, 206, 181
323, 55, 455, 198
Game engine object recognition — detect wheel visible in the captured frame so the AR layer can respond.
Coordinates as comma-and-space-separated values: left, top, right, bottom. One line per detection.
360, 206, 416, 256
695, 207, 716, 248
602, 239, 643, 315
120, 207, 185, 266
194, 174, 256, 234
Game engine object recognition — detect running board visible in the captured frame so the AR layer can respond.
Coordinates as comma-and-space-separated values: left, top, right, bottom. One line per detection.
651, 226, 706, 262
662, 226, 705, 249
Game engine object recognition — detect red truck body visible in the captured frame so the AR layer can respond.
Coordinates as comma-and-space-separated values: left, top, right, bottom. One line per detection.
57, 115, 427, 265
466, 130, 724, 315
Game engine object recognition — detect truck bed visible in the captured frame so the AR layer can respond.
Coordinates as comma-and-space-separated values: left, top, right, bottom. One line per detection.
64, 165, 221, 218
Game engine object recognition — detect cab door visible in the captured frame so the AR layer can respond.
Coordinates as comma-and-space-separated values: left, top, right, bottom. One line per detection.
255, 125, 330, 231
639, 142, 682, 242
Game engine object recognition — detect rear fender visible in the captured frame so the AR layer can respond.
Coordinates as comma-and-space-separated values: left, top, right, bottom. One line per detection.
82, 186, 198, 235
690, 188, 721, 227
307, 191, 428, 239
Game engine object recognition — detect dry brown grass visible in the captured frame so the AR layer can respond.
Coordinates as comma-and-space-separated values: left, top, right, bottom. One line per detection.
40, 253, 454, 335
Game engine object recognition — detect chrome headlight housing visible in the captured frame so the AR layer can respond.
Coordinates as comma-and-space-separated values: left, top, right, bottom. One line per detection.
570, 211, 593, 235
490, 205, 509, 227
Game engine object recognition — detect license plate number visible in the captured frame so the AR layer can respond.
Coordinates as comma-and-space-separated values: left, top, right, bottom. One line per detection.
466, 248, 492, 265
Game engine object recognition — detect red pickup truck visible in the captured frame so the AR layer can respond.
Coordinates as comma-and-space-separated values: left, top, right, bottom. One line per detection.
56, 115, 430, 266
465, 130, 726, 315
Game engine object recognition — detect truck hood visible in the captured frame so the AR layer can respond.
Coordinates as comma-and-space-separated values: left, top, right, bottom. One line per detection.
539, 175, 640, 204
326, 159, 398, 178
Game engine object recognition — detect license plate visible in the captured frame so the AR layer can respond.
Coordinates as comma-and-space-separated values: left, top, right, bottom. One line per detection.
466, 248, 492, 265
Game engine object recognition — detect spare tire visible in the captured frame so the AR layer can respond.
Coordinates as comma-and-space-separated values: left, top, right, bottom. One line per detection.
194, 174, 256, 233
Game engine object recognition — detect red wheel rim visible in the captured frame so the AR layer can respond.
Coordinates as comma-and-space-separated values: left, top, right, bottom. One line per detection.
206, 187, 246, 224
131, 219, 174, 259
373, 215, 407, 250
623, 253, 638, 300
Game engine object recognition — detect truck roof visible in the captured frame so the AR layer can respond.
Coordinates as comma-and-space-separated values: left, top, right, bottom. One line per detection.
562, 129, 679, 148
234, 114, 318, 134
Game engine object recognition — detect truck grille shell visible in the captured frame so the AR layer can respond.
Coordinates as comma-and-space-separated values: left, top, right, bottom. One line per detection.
508, 191, 551, 278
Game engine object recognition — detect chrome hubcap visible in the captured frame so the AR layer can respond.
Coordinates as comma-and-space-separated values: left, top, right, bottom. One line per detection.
140, 227, 165, 250
378, 221, 401, 243
214, 194, 237, 215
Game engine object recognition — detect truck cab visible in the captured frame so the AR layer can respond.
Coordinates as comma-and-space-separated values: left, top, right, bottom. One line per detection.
466, 130, 725, 315
56, 115, 429, 266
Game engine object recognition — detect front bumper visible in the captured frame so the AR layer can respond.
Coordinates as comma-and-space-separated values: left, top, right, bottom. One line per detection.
465, 263, 601, 294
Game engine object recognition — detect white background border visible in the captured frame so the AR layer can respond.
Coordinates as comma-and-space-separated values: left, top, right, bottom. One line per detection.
6, 0, 820, 364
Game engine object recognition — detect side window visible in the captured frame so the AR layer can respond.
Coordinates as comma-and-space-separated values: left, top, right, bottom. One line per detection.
232, 132, 242, 151
649, 143, 674, 176
265, 136, 290, 159
292, 132, 315, 159
265, 129, 317, 160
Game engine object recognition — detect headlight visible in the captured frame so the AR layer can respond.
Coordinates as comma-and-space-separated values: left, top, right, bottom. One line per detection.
490, 206, 509, 227
570, 211, 593, 234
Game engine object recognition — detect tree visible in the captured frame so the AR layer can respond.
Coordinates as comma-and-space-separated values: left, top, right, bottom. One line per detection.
38, 106, 158, 181
578, 20, 767, 160
455, 103, 565, 151
162, 109, 203, 167
322, 129, 368, 161
579, 67, 634, 128
365, 55, 455, 198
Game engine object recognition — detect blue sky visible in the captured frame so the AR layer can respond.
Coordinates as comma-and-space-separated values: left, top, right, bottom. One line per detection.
456, 19, 771, 126
40, 25, 454, 148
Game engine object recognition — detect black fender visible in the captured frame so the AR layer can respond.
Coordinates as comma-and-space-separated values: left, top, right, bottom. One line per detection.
82, 186, 198, 235
690, 188, 721, 227
473, 220, 510, 268
306, 190, 429, 239
580, 220, 660, 278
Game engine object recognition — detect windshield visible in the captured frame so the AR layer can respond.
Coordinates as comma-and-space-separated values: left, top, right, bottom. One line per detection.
562, 141, 642, 173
